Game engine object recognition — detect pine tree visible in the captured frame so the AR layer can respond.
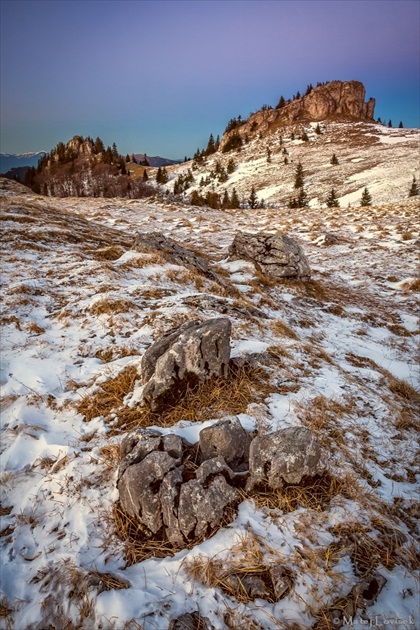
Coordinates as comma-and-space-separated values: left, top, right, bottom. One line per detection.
143, 169, 149, 182
131, 154, 137, 164
266, 147, 272, 163
276, 95, 286, 109
227, 158, 236, 174
408, 176, 419, 197
222, 190, 230, 209
205, 133, 216, 155
326, 188, 340, 208
315, 123, 322, 135
301, 131, 309, 141
284, 156, 288, 165
297, 187, 309, 208
360, 187, 372, 206
330, 153, 339, 165
388, 120, 393, 128
142, 154, 150, 166
399, 121, 404, 128
230, 187, 240, 209
248, 186, 258, 209
294, 162, 304, 189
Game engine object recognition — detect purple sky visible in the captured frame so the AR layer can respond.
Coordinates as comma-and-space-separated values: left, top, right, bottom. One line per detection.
1, 0, 419, 158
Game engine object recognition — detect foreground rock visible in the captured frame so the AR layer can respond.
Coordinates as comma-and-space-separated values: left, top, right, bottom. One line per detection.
229, 233, 311, 281
140, 318, 231, 409
246, 426, 326, 490
117, 426, 240, 545
118, 422, 326, 546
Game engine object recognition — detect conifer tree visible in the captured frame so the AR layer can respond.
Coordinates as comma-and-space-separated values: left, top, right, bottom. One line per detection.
143, 169, 149, 182
248, 186, 258, 209
399, 121, 404, 128
266, 147, 272, 163
206, 133, 216, 155
227, 158, 236, 174
330, 153, 339, 165
388, 120, 393, 128
230, 187, 240, 209
326, 188, 340, 208
222, 190, 230, 209
276, 95, 286, 109
360, 187, 372, 206
297, 187, 309, 208
294, 162, 304, 189
408, 176, 419, 197
315, 123, 322, 134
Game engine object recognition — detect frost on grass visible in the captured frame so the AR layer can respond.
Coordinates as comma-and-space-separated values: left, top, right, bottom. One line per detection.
0, 179, 419, 629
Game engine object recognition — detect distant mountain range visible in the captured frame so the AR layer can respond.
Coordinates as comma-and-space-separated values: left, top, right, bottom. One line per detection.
0, 152, 47, 174
134, 154, 181, 167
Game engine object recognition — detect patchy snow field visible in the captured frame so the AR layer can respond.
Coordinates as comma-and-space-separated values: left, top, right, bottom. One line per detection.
0, 177, 419, 629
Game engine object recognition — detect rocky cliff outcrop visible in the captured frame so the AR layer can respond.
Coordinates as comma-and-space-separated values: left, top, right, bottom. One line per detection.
219, 80, 375, 150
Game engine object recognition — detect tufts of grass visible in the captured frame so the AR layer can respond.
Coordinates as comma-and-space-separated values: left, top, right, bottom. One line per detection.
89, 298, 137, 316
271, 318, 299, 340
78, 362, 272, 435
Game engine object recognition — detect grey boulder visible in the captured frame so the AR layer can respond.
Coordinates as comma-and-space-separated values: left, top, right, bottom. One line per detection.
229, 232, 311, 281
141, 318, 232, 409
199, 416, 250, 471
247, 426, 326, 490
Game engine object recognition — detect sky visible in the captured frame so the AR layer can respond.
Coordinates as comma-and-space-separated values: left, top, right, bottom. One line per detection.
1, 0, 419, 159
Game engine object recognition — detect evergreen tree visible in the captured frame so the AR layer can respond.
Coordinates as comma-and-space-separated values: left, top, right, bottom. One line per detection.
291, 132, 295, 140
305, 83, 313, 96
399, 121, 404, 128
330, 153, 339, 165
388, 120, 393, 128
315, 123, 322, 134
301, 131, 309, 141
408, 175, 419, 197
297, 187, 309, 208
276, 95, 286, 109
131, 154, 137, 164
266, 147, 272, 163
112, 142, 119, 161
294, 162, 304, 189
326, 188, 340, 208
94, 137, 105, 154
143, 169, 149, 182
227, 158, 236, 174
205, 133, 216, 155
284, 156, 289, 165
222, 189, 230, 209
360, 187, 372, 206
248, 186, 258, 209
142, 154, 150, 166
230, 187, 240, 209
125, 154, 130, 163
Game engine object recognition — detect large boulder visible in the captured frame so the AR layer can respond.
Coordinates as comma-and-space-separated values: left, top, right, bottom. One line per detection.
141, 318, 232, 409
246, 426, 326, 490
229, 233, 311, 281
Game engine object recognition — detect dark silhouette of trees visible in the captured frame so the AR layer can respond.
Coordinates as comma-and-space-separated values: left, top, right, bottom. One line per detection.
294, 162, 304, 189
409, 176, 419, 197
326, 188, 340, 208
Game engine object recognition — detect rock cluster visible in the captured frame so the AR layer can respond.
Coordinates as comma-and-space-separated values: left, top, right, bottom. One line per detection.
229, 232, 311, 281
117, 420, 326, 546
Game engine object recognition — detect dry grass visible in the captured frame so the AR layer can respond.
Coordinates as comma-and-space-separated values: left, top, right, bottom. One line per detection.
89, 298, 137, 316
186, 532, 294, 605
271, 318, 299, 340
76, 365, 140, 422
78, 362, 273, 435
295, 394, 353, 449
248, 472, 354, 514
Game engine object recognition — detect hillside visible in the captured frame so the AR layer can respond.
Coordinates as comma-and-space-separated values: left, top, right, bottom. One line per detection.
161, 121, 419, 208
0, 176, 418, 629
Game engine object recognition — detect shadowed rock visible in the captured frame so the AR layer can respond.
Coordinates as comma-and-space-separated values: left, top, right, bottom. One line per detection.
229, 233, 311, 281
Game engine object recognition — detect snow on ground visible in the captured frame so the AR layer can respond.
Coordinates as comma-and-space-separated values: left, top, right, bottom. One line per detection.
0, 177, 419, 629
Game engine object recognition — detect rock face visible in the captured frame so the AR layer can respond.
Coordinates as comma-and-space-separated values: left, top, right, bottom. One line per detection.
281, 80, 375, 124
117, 423, 326, 546
141, 318, 232, 409
246, 426, 326, 490
219, 80, 375, 150
229, 233, 311, 281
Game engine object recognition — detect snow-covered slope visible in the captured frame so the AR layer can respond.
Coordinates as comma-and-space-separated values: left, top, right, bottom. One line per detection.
160, 122, 419, 208
0, 177, 419, 629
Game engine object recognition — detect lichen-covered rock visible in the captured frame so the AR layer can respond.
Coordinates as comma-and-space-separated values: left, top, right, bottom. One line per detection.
178, 474, 238, 540
118, 427, 183, 480
117, 451, 179, 531
229, 233, 311, 281
269, 565, 295, 600
246, 427, 326, 490
199, 416, 250, 471
168, 612, 213, 630
141, 318, 232, 409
